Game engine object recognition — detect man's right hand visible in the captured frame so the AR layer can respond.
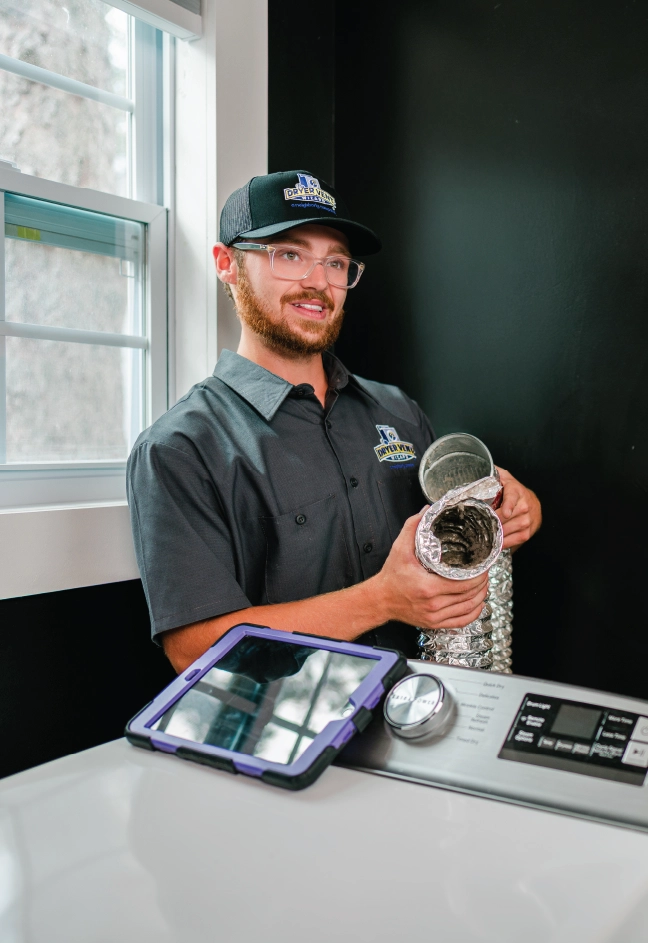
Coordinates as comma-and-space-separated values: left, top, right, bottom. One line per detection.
373, 508, 490, 630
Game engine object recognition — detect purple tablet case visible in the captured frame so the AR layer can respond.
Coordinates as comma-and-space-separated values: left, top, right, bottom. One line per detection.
126, 624, 406, 790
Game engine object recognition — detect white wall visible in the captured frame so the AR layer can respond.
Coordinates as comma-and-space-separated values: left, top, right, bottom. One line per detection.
0, 503, 138, 598
0, 0, 268, 599
174, 0, 267, 400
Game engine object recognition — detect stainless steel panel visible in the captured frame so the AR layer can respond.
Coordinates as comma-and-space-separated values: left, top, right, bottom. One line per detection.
336, 661, 648, 832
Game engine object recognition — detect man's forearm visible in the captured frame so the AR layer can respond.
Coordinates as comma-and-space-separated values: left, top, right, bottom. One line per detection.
162, 576, 388, 673
162, 510, 492, 673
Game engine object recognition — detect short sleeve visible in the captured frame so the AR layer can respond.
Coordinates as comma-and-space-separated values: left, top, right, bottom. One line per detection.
127, 441, 251, 639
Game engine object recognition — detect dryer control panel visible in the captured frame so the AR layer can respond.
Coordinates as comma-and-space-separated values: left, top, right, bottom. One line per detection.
501, 694, 648, 785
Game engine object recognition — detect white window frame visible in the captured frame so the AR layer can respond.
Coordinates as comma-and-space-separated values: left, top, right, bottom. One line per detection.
0, 0, 267, 600
0, 166, 168, 506
0, 17, 171, 509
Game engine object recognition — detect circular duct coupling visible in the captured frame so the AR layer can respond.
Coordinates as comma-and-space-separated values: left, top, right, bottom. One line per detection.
419, 433, 496, 504
415, 479, 503, 580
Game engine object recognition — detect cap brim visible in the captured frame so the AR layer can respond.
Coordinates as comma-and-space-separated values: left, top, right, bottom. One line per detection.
236, 216, 382, 256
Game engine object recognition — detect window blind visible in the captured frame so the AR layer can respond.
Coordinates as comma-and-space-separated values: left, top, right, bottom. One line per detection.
5, 194, 144, 263
107, 0, 201, 41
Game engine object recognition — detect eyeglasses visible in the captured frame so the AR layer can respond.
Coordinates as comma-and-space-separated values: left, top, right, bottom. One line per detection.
232, 242, 365, 289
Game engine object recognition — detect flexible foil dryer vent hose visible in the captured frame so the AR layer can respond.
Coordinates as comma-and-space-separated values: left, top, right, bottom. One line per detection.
415, 434, 514, 673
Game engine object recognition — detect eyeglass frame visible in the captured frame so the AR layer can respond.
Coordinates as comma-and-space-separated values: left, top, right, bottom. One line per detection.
231, 242, 366, 289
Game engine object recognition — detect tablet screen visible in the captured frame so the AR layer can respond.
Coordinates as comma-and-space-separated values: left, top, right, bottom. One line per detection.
151, 636, 375, 765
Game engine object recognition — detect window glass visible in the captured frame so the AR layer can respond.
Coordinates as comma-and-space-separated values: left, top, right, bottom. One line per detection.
6, 241, 133, 334
0, 2, 166, 477
0, 0, 128, 96
0, 71, 128, 194
5, 338, 142, 462
5, 194, 145, 334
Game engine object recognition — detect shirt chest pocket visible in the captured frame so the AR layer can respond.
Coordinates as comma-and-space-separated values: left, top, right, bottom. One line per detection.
377, 469, 424, 543
261, 494, 353, 604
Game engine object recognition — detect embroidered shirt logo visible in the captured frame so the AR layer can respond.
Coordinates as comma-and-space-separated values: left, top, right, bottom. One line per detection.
283, 173, 337, 213
374, 425, 417, 464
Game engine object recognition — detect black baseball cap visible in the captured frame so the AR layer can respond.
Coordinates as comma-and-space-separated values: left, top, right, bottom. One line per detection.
219, 170, 382, 256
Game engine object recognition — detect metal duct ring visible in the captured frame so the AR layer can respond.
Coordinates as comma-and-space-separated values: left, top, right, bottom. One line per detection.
418, 433, 495, 504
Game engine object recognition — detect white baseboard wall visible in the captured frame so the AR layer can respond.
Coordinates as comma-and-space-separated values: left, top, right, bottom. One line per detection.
0, 503, 139, 599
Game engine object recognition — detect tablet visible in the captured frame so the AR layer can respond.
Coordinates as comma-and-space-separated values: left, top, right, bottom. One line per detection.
126, 624, 406, 790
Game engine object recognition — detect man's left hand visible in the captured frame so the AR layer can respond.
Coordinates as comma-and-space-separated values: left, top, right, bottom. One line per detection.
495, 466, 542, 551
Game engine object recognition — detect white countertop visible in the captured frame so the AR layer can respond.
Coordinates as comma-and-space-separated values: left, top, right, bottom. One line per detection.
1, 738, 647, 943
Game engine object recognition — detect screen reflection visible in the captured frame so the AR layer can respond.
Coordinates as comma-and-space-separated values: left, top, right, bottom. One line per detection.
151, 637, 375, 765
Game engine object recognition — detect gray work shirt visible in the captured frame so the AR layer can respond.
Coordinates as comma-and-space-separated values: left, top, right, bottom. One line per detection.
127, 349, 434, 656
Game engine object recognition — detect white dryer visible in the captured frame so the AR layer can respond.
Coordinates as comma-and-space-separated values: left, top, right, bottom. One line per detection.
1, 663, 648, 942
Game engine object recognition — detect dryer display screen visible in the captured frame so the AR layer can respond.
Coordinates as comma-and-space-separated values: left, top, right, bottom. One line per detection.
551, 704, 602, 740
499, 694, 648, 785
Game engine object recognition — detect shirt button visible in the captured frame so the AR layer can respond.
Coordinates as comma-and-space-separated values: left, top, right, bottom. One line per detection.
295, 389, 305, 397
295, 514, 307, 525
326, 420, 332, 429
350, 477, 359, 488
363, 542, 373, 553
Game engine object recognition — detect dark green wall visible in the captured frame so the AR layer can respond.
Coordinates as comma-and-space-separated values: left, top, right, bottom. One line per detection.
0, 581, 174, 778
268, 1, 336, 184
271, 0, 648, 698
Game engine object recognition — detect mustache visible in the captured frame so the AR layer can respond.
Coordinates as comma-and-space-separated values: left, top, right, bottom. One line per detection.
280, 289, 335, 312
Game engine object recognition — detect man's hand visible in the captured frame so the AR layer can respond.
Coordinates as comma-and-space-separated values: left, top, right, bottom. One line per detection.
495, 466, 542, 551
374, 509, 490, 630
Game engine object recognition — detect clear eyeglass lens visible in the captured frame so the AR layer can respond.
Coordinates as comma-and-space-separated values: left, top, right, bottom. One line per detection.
271, 246, 360, 287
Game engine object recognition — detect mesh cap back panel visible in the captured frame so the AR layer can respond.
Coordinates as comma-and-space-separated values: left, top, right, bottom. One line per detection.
220, 181, 253, 245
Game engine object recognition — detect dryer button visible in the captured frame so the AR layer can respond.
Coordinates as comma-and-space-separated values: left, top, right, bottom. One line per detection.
555, 740, 574, 752
631, 717, 648, 744
572, 743, 590, 756
622, 741, 648, 768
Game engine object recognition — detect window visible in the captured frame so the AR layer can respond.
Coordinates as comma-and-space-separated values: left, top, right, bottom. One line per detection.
0, 0, 170, 507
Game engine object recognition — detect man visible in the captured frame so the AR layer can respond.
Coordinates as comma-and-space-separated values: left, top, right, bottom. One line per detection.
127, 170, 541, 673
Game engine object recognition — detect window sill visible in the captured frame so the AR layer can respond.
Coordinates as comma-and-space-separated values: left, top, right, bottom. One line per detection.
0, 501, 139, 599
0, 464, 128, 510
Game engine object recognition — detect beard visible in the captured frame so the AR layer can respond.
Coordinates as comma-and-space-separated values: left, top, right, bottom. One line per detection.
235, 266, 345, 357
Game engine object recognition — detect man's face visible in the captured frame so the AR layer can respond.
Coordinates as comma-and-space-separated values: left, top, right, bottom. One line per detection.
233, 224, 350, 357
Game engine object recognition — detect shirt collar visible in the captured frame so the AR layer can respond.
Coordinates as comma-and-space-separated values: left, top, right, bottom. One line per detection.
213, 350, 353, 421
323, 350, 350, 392
213, 350, 292, 420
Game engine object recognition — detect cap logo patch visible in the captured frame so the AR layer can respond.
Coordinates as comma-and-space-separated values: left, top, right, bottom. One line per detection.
374, 425, 417, 465
284, 174, 337, 214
